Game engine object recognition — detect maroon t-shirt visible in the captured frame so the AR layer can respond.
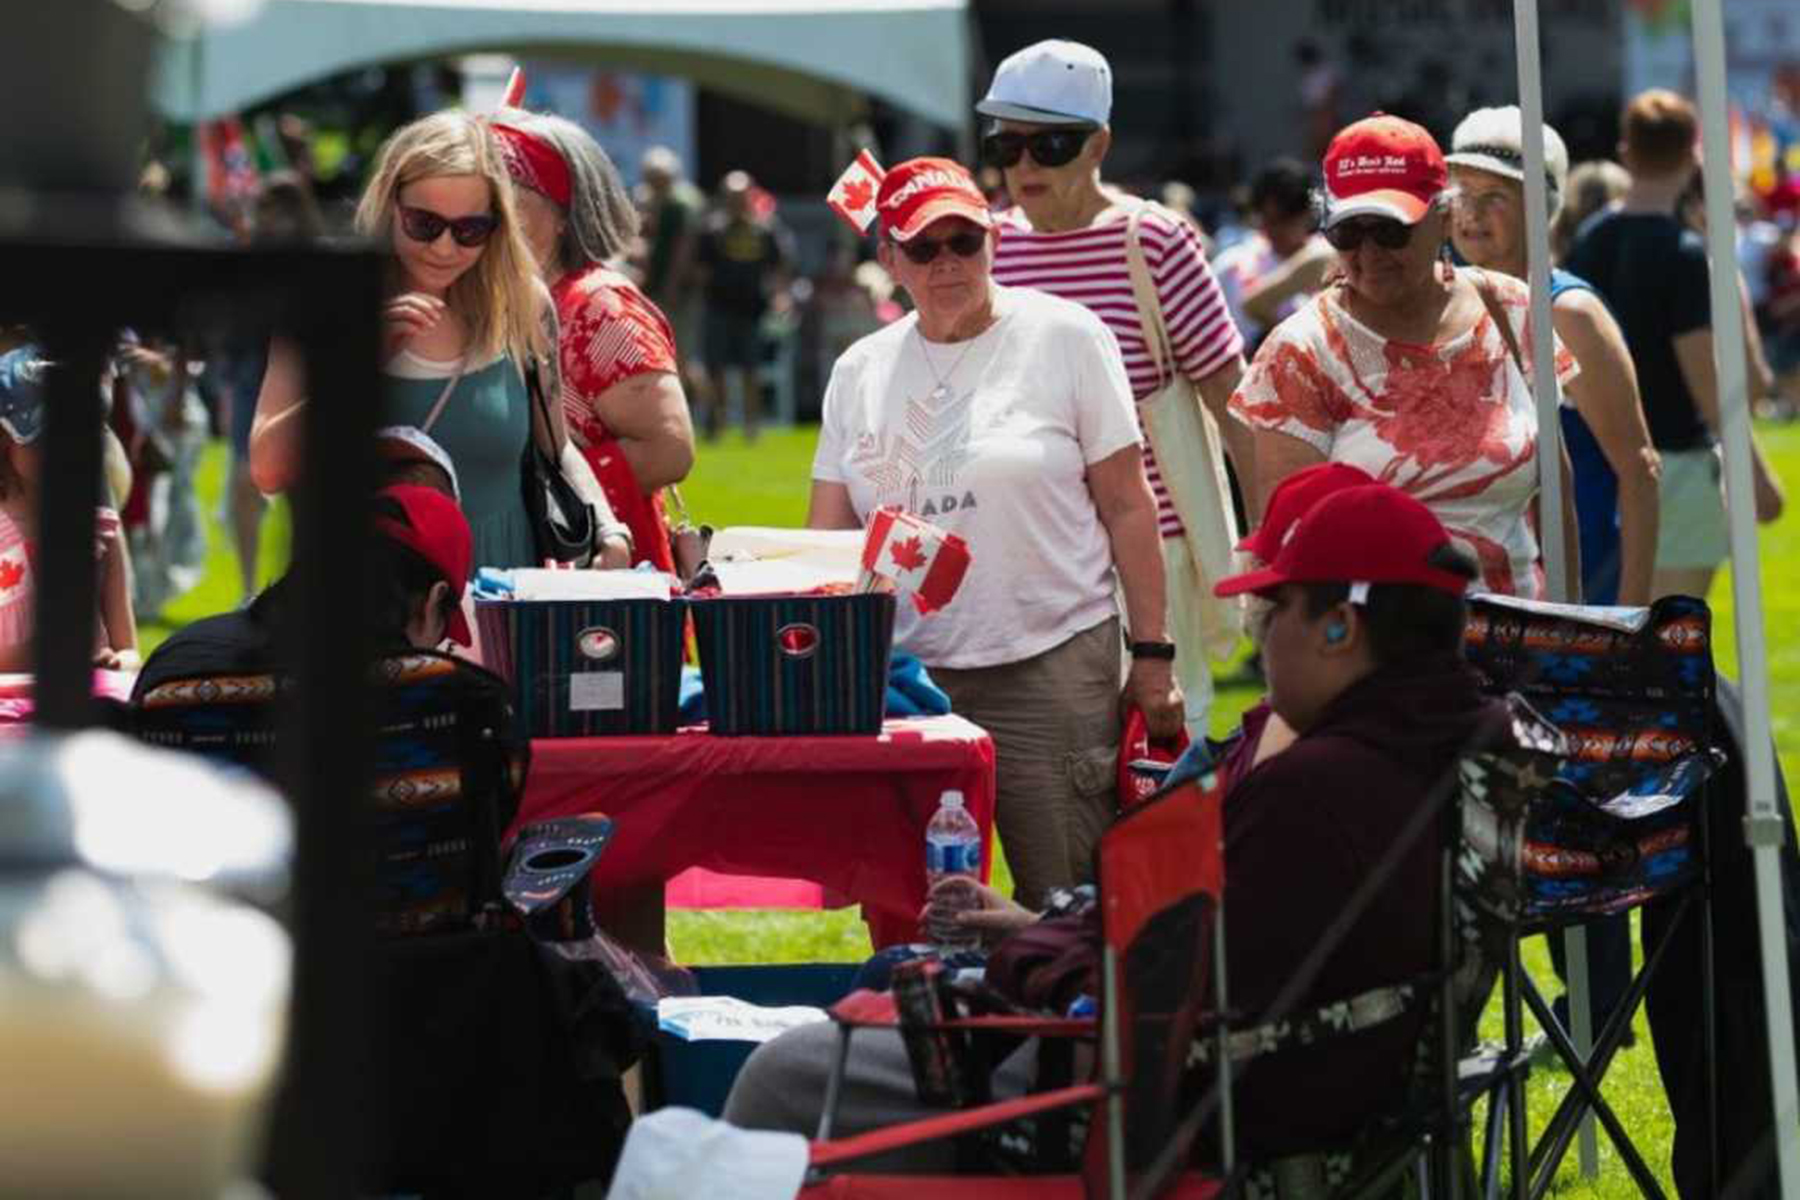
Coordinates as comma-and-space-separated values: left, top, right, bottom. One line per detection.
1222, 657, 1505, 1159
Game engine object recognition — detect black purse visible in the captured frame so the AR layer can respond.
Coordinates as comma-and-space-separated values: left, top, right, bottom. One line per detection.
520, 360, 597, 567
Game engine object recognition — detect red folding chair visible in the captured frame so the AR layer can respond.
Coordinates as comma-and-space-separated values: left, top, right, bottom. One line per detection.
800, 764, 1232, 1199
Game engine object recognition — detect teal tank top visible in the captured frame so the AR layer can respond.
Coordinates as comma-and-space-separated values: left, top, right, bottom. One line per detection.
386, 351, 537, 572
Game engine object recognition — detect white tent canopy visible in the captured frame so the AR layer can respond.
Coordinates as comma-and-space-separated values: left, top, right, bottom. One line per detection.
153, 0, 971, 131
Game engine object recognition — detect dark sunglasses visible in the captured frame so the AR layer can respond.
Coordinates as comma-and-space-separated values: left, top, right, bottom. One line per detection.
979, 127, 1093, 170
399, 205, 499, 248
893, 229, 987, 265
1323, 217, 1414, 252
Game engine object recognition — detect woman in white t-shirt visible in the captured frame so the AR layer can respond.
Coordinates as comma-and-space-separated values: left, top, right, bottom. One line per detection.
809, 157, 1177, 909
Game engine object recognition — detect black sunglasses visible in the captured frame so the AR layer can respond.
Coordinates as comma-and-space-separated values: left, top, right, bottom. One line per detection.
893, 229, 987, 265
1323, 217, 1414, 252
979, 127, 1093, 170
399, 205, 499, 248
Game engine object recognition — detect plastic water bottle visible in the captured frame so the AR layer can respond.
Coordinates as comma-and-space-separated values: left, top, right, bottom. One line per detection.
924, 790, 983, 950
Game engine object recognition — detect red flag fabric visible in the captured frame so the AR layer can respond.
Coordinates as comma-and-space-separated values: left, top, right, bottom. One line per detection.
859, 506, 971, 614
1117, 706, 1190, 809
201, 117, 260, 212
827, 149, 887, 235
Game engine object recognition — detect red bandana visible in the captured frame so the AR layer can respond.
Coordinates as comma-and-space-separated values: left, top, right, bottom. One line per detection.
492, 121, 572, 208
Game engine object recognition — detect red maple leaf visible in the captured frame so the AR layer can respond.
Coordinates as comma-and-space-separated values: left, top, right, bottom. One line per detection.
840, 177, 874, 211
888, 535, 928, 572
0, 560, 22, 591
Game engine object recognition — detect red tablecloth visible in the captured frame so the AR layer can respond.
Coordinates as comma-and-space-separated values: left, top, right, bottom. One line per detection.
513, 714, 996, 948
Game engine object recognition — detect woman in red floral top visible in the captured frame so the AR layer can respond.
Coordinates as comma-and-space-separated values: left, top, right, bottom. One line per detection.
491, 107, 696, 573
1231, 114, 1580, 599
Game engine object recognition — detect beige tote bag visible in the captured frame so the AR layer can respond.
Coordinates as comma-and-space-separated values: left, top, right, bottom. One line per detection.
1123, 203, 1245, 662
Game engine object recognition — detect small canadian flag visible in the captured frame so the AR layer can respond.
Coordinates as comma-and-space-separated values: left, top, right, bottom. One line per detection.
858, 506, 972, 614
827, 150, 887, 235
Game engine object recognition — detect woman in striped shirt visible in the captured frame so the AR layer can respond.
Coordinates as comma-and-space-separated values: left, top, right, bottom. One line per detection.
979, 39, 1253, 736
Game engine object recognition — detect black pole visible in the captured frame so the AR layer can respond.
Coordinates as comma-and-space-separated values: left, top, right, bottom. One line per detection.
260, 249, 385, 1197
33, 327, 106, 729
1169, 0, 1200, 149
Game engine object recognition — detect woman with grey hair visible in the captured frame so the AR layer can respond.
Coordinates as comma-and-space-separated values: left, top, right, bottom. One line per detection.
1447, 106, 1660, 607
491, 108, 695, 573
1232, 113, 1581, 600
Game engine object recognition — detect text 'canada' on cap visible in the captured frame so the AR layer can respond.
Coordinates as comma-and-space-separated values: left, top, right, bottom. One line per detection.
876, 157, 992, 243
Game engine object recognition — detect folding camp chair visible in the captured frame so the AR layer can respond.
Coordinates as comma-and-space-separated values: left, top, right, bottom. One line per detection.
800, 763, 1232, 1199
1457, 594, 1725, 1200
1179, 697, 1541, 1200
132, 651, 639, 1194
131, 669, 284, 776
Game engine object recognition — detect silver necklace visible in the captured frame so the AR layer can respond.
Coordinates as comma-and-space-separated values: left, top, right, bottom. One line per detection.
914, 323, 985, 402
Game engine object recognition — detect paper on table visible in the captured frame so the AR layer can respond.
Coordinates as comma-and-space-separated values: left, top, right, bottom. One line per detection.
707, 527, 863, 595
710, 527, 864, 565
706, 559, 856, 596
656, 996, 830, 1043
1470, 591, 1650, 632
498, 569, 674, 602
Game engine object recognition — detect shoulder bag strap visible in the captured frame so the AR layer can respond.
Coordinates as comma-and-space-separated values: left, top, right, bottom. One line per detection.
1123, 203, 1175, 390
522, 357, 559, 459
1473, 269, 1527, 380
419, 361, 464, 436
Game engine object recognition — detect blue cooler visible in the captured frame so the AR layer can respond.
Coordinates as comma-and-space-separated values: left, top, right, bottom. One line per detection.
690, 593, 895, 736
642, 963, 861, 1116
476, 598, 686, 737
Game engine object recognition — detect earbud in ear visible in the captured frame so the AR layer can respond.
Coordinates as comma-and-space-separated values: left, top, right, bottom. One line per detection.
1324, 622, 1347, 644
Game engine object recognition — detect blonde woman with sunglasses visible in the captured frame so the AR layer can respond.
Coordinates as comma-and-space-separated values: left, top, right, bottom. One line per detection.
249, 109, 628, 572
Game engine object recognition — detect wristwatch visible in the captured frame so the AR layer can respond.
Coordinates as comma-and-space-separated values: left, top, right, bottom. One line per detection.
1129, 639, 1177, 661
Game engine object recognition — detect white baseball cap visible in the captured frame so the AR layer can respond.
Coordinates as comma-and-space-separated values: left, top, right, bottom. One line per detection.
1446, 106, 1570, 216
376, 424, 461, 502
977, 39, 1112, 128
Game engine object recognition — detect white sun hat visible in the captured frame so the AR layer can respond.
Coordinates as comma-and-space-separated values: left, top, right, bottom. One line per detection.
1446, 105, 1571, 216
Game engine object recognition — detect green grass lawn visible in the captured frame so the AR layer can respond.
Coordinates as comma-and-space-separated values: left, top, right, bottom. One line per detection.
156, 421, 1800, 1195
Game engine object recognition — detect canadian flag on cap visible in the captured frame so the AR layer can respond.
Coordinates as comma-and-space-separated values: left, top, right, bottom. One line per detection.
858, 506, 971, 614
827, 150, 887, 234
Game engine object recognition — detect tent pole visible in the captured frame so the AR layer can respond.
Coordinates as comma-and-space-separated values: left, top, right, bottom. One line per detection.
1688, 2, 1800, 1196
1511, 0, 1598, 1176
190, 33, 210, 217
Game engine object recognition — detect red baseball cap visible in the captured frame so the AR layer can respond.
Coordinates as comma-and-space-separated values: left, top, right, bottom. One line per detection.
876, 157, 993, 243
1214, 484, 1470, 599
1238, 462, 1376, 561
376, 484, 474, 646
1322, 113, 1449, 227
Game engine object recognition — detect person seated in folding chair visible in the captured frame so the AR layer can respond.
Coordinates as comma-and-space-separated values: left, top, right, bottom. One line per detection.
726, 483, 1510, 1177
131, 481, 472, 699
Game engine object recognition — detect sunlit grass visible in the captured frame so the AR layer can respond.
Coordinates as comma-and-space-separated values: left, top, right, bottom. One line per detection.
159, 420, 1800, 1195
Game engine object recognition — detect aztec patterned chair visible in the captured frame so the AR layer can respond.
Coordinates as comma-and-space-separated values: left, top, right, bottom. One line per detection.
132, 651, 638, 1195
1454, 594, 1724, 1200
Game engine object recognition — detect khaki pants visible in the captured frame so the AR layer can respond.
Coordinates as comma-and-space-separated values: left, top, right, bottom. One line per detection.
930, 618, 1122, 910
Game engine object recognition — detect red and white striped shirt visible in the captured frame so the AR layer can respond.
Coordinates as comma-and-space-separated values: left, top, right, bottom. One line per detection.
992, 205, 1244, 537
